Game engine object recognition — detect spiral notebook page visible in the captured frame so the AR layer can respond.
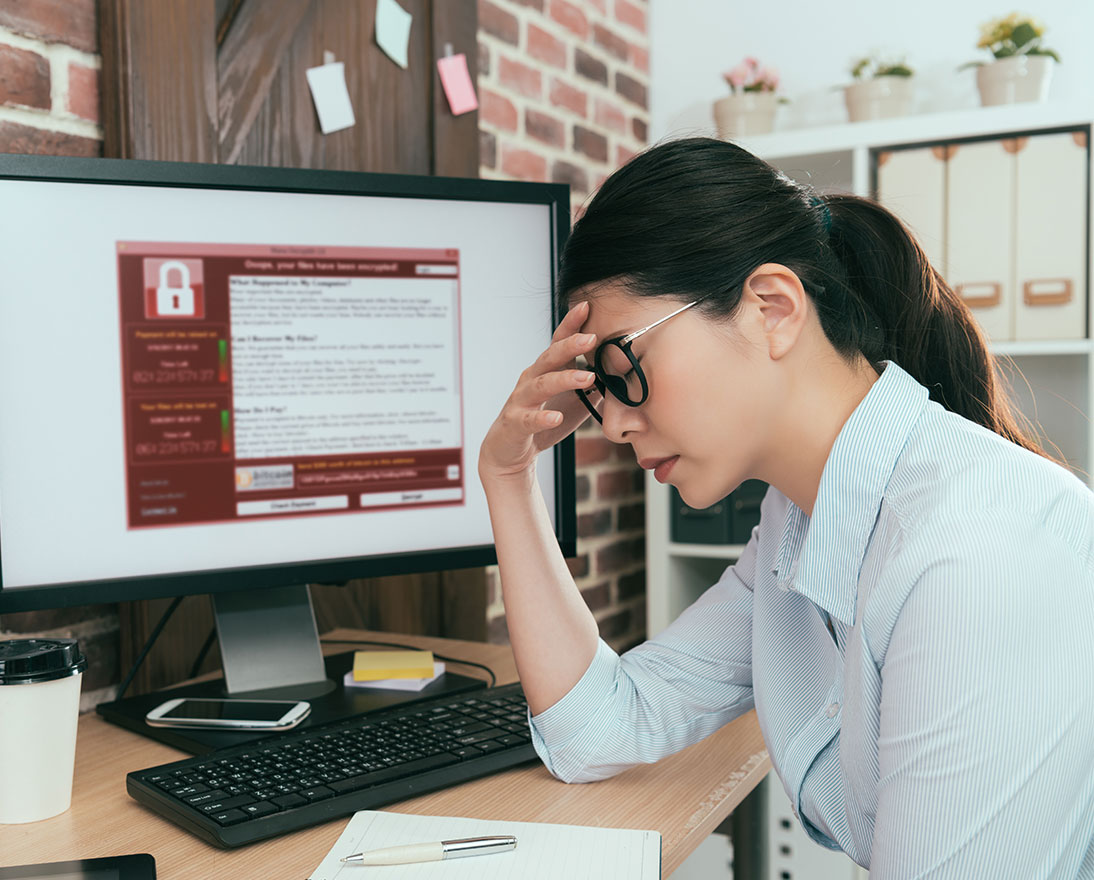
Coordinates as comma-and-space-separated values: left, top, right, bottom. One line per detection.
309, 810, 661, 880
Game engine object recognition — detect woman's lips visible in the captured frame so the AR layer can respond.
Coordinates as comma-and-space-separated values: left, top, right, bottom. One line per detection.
639, 455, 679, 483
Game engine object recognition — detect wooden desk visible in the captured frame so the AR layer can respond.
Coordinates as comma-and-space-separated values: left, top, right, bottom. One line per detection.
0, 630, 769, 878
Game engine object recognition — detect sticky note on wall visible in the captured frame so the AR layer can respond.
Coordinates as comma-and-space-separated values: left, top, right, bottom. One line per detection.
305, 61, 356, 134
353, 649, 435, 681
437, 53, 478, 116
376, 0, 412, 69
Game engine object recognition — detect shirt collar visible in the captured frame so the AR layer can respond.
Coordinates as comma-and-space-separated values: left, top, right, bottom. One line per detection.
780, 361, 929, 626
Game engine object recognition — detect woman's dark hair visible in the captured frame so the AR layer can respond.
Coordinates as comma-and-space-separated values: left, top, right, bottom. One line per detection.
558, 136, 1049, 458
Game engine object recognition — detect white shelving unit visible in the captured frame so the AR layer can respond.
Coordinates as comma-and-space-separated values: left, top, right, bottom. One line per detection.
645, 101, 1094, 879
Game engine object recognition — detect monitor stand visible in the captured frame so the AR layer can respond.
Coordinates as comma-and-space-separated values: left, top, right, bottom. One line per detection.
97, 584, 488, 754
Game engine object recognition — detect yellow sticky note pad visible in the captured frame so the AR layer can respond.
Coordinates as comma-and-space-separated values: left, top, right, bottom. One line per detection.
353, 650, 434, 681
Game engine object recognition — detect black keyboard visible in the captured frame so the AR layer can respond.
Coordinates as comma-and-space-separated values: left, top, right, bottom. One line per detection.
126, 683, 536, 847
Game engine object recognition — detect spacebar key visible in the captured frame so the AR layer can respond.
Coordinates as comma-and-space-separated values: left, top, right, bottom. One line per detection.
329, 753, 461, 793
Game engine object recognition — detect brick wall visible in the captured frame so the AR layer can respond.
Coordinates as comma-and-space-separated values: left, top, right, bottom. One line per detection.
0, 0, 113, 712
477, 0, 651, 653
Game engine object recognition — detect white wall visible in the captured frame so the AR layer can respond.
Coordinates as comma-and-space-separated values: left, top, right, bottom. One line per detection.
650, 1, 1094, 141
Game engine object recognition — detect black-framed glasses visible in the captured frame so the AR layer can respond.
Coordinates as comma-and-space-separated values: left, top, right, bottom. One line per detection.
575, 298, 707, 424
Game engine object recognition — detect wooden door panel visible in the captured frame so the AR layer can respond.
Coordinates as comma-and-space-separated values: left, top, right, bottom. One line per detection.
101, 0, 484, 694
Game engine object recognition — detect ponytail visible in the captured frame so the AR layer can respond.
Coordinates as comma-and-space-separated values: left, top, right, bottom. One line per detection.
815, 194, 1050, 459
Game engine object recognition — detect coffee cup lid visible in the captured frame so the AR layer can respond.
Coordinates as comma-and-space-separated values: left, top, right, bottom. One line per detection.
0, 638, 88, 685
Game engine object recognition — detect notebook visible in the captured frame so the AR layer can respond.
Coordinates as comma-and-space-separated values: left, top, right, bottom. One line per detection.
309, 810, 661, 879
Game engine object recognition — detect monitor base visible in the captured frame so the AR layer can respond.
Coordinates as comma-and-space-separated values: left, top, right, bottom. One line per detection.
96, 650, 487, 754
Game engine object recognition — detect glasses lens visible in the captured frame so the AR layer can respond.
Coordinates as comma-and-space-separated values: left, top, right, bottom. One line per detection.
597, 341, 645, 405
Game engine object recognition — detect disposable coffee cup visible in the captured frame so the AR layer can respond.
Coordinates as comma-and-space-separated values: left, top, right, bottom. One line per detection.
0, 638, 87, 823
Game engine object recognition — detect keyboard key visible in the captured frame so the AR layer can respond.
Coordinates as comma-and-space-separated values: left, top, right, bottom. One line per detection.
209, 809, 248, 826
300, 786, 335, 802
329, 752, 461, 794
271, 793, 308, 809
242, 801, 279, 818
455, 728, 506, 745
200, 795, 256, 813
475, 740, 506, 753
183, 789, 228, 806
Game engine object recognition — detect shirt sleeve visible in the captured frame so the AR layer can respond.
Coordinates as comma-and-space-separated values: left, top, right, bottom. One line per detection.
869, 512, 1094, 878
529, 529, 759, 784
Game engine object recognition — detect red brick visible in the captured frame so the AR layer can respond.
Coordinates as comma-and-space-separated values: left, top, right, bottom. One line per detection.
596, 537, 645, 574
549, 0, 589, 39
616, 144, 638, 167
0, 0, 97, 52
597, 607, 634, 639
0, 44, 50, 111
525, 108, 565, 148
578, 508, 612, 538
595, 98, 627, 134
617, 501, 645, 531
574, 49, 608, 86
574, 125, 609, 163
510, 0, 545, 8
576, 434, 613, 465
0, 120, 100, 156
588, 0, 608, 14
552, 159, 589, 194
593, 23, 629, 61
566, 554, 590, 578
479, 87, 518, 132
480, 130, 497, 168
631, 45, 650, 73
581, 581, 611, 610
597, 467, 638, 499
478, 40, 491, 78
549, 77, 588, 118
618, 569, 646, 600
501, 145, 548, 182
498, 55, 543, 100
479, 0, 519, 45
615, 0, 647, 33
66, 63, 98, 122
526, 23, 567, 69
632, 115, 648, 142
616, 71, 648, 109
575, 473, 591, 501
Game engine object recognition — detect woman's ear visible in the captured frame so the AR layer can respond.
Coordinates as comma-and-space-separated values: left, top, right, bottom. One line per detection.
741, 263, 810, 360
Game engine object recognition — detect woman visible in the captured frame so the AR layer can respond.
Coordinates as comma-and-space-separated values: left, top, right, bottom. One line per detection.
478, 137, 1094, 877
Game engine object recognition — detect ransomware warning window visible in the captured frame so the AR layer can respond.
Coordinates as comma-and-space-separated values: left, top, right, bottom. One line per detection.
117, 243, 464, 528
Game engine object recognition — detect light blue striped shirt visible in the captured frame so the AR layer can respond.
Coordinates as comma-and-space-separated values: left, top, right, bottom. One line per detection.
530, 361, 1094, 877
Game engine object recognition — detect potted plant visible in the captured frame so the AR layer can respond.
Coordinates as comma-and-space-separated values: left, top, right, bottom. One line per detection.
961, 13, 1060, 105
713, 57, 783, 138
844, 55, 915, 122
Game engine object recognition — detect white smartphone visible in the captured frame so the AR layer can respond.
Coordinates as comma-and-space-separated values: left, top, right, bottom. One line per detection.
144, 697, 311, 730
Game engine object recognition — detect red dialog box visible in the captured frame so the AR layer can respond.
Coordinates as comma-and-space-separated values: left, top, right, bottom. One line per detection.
143, 258, 206, 319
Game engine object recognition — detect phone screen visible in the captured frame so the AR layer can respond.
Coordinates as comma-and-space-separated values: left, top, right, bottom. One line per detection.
162, 699, 292, 722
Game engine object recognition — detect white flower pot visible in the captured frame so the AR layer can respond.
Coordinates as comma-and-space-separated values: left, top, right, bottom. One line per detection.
976, 55, 1054, 106
713, 92, 778, 138
843, 76, 914, 122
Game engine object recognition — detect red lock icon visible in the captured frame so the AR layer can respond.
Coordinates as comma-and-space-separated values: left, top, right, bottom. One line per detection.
143, 258, 205, 319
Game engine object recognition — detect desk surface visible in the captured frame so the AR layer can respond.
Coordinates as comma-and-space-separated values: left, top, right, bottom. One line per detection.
0, 629, 769, 879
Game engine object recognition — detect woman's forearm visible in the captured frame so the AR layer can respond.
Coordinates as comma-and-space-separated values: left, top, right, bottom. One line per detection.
481, 467, 599, 715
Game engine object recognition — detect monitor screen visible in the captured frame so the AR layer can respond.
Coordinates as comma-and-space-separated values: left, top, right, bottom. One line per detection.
0, 157, 573, 612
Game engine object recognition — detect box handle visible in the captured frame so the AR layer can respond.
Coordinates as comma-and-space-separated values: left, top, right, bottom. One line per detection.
1023, 278, 1073, 307
955, 281, 1002, 308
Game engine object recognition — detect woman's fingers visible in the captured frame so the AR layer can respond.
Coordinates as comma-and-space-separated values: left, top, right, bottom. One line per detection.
551, 300, 590, 343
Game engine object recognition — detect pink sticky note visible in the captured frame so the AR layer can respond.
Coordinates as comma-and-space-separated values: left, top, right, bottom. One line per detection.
437, 53, 478, 116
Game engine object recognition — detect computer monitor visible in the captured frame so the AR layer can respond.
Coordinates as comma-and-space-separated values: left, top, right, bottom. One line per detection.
0, 155, 574, 708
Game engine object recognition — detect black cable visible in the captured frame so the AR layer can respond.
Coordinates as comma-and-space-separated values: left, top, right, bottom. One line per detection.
115, 595, 185, 700
319, 638, 497, 687
189, 627, 218, 680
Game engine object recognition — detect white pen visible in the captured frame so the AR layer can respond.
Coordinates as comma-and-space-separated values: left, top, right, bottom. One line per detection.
341, 834, 517, 866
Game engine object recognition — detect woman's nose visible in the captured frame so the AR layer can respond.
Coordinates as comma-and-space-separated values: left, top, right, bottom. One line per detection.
597, 393, 644, 444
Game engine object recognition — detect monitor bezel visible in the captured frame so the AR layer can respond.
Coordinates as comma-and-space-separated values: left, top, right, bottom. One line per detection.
0, 154, 575, 613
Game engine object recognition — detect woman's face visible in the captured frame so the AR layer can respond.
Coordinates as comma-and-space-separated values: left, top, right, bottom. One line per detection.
578, 284, 781, 509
